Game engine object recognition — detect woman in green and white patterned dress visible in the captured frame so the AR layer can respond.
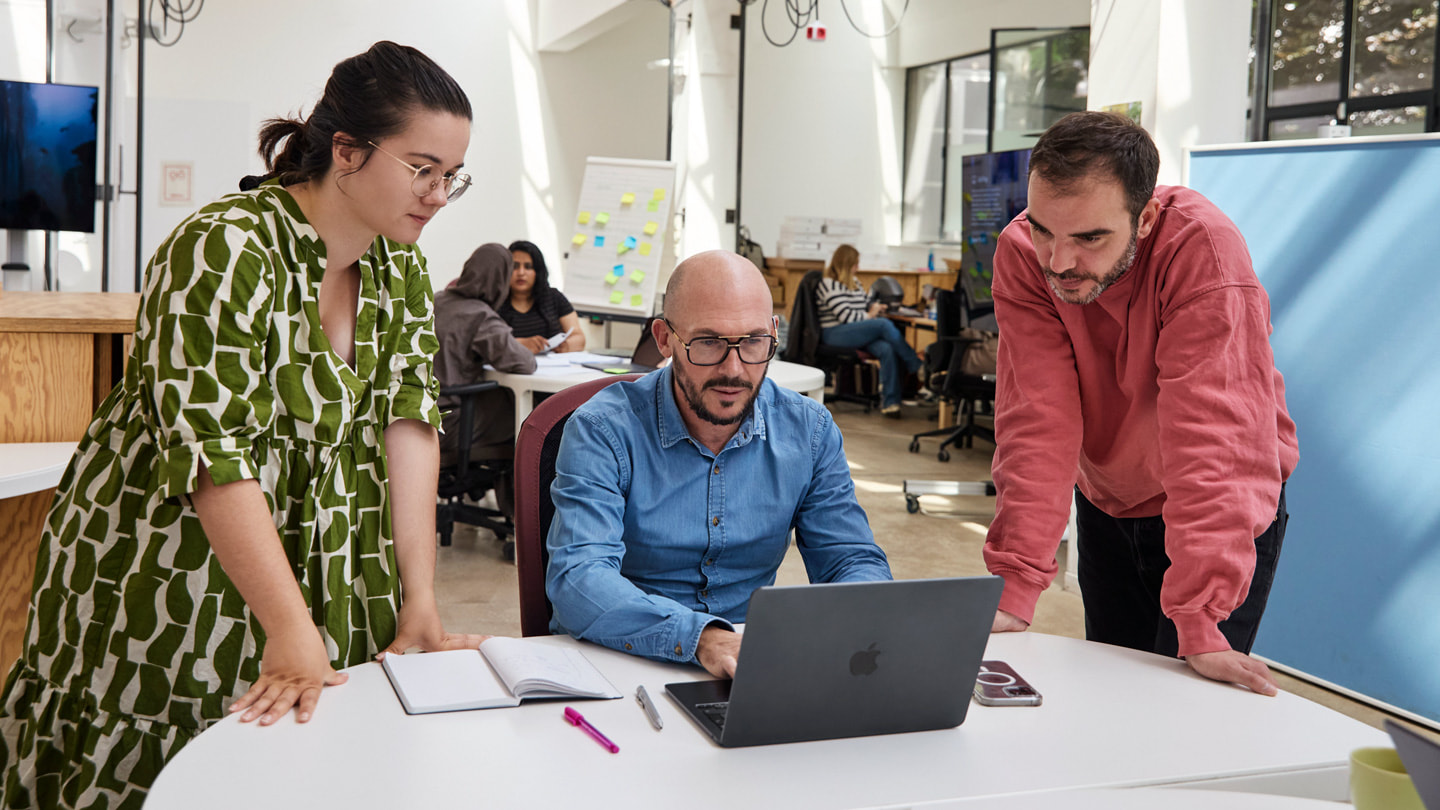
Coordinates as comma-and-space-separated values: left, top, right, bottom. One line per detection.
0, 42, 487, 809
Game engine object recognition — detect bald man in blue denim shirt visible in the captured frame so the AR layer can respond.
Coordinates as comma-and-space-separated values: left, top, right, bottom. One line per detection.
545, 251, 891, 677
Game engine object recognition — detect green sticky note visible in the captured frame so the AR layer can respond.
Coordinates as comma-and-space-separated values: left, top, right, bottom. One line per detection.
643, 221, 658, 236
603, 367, 630, 374
621, 192, 636, 205
604, 273, 618, 285
578, 211, 591, 225
631, 270, 646, 284
630, 294, 644, 307
617, 244, 629, 255
639, 242, 652, 256
572, 233, 586, 246
609, 290, 624, 304
653, 188, 665, 200
646, 199, 660, 212
596, 212, 610, 225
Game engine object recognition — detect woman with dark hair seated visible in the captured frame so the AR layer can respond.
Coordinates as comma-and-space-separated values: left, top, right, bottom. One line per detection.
500, 240, 586, 353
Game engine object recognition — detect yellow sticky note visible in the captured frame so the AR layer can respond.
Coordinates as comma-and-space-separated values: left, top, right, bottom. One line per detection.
604, 273, 619, 285
653, 188, 665, 200
630, 270, 646, 284
609, 290, 624, 304
639, 242, 652, 256
630, 294, 644, 307
578, 211, 591, 224
643, 221, 658, 236
571, 233, 586, 246
621, 192, 636, 205
596, 212, 610, 225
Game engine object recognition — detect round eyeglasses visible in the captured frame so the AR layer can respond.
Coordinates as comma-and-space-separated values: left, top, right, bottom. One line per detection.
663, 319, 778, 366
367, 140, 472, 202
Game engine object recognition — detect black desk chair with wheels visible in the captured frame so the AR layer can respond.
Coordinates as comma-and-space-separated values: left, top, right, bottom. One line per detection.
436, 380, 514, 558
782, 269, 880, 412
903, 286, 998, 516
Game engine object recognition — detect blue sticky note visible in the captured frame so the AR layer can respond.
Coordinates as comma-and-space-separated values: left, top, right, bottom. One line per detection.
624, 236, 637, 249
612, 263, 625, 277
594, 235, 605, 247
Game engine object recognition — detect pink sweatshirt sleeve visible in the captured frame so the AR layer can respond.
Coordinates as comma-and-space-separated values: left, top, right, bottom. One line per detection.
1153, 271, 1289, 657
982, 222, 1084, 623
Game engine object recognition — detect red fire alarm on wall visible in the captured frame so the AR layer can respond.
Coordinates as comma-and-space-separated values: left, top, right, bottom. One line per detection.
806, 20, 826, 41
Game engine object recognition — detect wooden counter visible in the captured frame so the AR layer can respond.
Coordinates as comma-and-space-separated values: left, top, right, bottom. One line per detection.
0, 292, 140, 670
764, 257, 956, 318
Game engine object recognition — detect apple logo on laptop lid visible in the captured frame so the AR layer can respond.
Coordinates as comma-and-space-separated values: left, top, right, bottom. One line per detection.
849, 643, 881, 676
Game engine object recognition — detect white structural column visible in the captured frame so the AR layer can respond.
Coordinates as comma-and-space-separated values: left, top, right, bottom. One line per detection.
1088, 0, 1252, 185
670, 0, 740, 262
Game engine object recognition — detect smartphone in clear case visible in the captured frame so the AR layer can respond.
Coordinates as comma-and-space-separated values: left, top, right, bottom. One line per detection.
973, 660, 1043, 706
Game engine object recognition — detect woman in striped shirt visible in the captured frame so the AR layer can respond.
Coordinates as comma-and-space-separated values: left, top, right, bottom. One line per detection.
816, 244, 921, 416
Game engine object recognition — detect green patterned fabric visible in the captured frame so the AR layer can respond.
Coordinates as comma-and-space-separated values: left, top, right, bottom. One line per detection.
0, 185, 441, 809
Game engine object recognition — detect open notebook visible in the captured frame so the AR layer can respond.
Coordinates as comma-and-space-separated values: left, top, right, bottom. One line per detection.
381, 637, 622, 714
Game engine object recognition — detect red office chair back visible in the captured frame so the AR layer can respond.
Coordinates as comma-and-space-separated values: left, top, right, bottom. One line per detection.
513, 373, 645, 636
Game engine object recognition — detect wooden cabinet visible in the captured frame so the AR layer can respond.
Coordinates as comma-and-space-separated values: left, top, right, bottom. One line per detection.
0, 292, 139, 670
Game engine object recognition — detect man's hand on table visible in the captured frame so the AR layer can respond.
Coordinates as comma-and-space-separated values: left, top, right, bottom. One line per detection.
1186, 649, 1280, 696
696, 625, 742, 678
991, 609, 1030, 633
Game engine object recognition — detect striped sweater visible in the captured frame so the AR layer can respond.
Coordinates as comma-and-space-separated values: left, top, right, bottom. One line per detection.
817, 278, 871, 328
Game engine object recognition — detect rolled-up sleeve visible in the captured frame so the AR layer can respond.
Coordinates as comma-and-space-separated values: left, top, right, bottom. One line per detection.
384, 248, 442, 429
145, 221, 276, 500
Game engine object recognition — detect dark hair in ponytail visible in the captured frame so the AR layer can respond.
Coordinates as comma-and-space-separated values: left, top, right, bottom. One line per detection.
255, 41, 471, 187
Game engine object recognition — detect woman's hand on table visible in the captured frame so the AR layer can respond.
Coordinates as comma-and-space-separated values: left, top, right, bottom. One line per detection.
229, 626, 347, 725
380, 597, 490, 657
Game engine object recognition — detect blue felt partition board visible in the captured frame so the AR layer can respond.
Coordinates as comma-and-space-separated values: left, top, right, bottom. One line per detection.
1185, 135, 1440, 724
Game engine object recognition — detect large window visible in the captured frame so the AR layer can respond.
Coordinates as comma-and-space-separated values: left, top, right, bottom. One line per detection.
902, 28, 1088, 244
1257, 0, 1439, 140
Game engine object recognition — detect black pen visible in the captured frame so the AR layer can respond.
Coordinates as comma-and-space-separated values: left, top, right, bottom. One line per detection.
635, 685, 663, 730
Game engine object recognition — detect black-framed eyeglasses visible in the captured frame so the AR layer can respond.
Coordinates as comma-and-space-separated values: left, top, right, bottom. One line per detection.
367, 140, 472, 202
664, 318, 778, 366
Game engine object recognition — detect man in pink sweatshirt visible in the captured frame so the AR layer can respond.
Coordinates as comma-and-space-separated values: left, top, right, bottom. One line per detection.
984, 111, 1298, 695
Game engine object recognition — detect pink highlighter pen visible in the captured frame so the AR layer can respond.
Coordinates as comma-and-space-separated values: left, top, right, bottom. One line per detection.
564, 706, 620, 753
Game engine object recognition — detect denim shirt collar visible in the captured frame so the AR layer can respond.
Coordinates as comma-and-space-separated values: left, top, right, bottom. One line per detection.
653, 365, 769, 454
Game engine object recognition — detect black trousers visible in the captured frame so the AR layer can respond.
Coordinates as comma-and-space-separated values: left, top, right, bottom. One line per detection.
1075, 485, 1287, 657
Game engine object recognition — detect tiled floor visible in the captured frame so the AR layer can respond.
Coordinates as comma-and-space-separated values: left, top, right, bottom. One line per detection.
436, 399, 1395, 731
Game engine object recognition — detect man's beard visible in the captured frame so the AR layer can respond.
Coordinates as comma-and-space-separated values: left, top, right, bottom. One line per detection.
1043, 225, 1138, 305
673, 362, 762, 426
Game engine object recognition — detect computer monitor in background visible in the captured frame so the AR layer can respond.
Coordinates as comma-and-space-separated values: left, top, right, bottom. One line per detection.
958, 148, 1031, 308
0, 79, 100, 234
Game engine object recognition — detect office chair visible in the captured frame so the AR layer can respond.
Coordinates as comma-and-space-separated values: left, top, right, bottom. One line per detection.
436, 380, 515, 557
513, 373, 644, 637
908, 287, 997, 461
903, 286, 998, 516
782, 269, 880, 412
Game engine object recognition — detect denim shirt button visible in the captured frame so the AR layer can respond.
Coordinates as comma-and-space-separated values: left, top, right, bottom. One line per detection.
705, 559, 714, 566
712, 516, 720, 526
674, 644, 683, 655
713, 466, 720, 474
624, 643, 633, 650
700, 589, 709, 598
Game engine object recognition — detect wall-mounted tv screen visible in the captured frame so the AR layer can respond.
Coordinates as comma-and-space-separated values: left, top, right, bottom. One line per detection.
0, 79, 99, 233
959, 147, 1031, 304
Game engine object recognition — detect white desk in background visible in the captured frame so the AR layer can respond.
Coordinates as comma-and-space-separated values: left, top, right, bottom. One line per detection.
0, 442, 74, 500
483, 358, 826, 439
143, 632, 1385, 809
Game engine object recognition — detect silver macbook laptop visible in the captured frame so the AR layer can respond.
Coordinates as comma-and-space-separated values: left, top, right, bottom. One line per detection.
665, 576, 1004, 747
1386, 719, 1440, 809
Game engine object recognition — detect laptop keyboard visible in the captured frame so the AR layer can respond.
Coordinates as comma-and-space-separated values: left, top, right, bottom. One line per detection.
697, 701, 730, 729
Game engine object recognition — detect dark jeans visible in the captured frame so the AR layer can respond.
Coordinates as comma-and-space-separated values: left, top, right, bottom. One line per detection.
1075, 484, 1287, 657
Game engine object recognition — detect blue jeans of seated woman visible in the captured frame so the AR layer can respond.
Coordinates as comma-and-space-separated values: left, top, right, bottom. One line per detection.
821, 318, 922, 408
